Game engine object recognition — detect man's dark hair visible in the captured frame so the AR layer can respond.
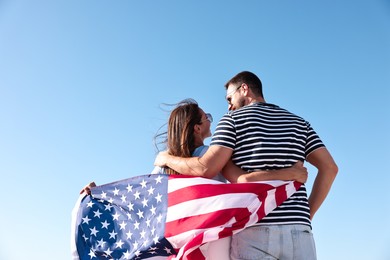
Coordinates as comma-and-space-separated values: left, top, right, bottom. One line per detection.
225, 71, 264, 98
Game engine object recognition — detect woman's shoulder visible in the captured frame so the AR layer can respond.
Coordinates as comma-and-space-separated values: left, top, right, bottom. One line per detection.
192, 145, 209, 157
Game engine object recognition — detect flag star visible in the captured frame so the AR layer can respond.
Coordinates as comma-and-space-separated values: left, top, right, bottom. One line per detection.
115, 239, 124, 249
101, 220, 110, 229
140, 229, 146, 239
133, 241, 139, 248
112, 212, 120, 220
88, 249, 96, 258
104, 248, 113, 257
133, 191, 141, 199
89, 226, 99, 236
135, 250, 142, 257
134, 221, 140, 230
127, 202, 134, 211
164, 247, 172, 254
101, 191, 107, 198
113, 187, 120, 196
119, 221, 127, 230
153, 235, 159, 244
147, 186, 155, 195
149, 250, 157, 255
150, 205, 157, 215
82, 234, 88, 241
157, 214, 163, 223
136, 209, 144, 219
126, 184, 133, 192
145, 218, 151, 227
151, 227, 156, 235
93, 209, 102, 218
96, 238, 106, 248
126, 230, 133, 239
126, 212, 133, 220
108, 198, 114, 204
149, 246, 158, 251
82, 215, 91, 224
141, 198, 148, 207
104, 203, 113, 211
123, 250, 131, 259
140, 179, 147, 188
109, 230, 117, 239
155, 175, 163, 184
142, 239, 149, 247
155, 193, 162, 203
87, 201, 94, 208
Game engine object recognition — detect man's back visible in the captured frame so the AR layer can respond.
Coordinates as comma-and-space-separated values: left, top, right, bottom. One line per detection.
210, 102, 325, 227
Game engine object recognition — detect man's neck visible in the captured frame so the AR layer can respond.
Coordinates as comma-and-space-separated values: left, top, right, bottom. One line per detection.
247, 97, 266, 105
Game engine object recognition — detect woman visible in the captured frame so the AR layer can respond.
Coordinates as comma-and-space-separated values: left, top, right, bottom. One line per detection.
151, 98, 227, 182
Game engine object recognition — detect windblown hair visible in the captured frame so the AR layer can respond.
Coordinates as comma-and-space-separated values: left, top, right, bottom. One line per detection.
154, 98, 202, 174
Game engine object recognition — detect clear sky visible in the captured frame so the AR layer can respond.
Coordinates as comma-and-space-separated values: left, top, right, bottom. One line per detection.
0, 1, 389, 259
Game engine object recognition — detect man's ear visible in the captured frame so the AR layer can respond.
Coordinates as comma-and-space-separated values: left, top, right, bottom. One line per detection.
242, 83, 249, 95
242, 83, 251, 96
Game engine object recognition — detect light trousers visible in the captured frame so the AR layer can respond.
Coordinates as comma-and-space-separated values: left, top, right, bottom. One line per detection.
230, 224, 317, 260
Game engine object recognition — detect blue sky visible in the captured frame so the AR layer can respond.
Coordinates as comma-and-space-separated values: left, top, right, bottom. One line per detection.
0, 1, 389, 259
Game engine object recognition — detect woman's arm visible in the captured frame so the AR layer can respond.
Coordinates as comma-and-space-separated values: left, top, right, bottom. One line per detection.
222, 161, 308, 184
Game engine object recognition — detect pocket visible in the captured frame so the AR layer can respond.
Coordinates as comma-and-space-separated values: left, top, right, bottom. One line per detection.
231, 226, 276, 260
291, 227, 317, 260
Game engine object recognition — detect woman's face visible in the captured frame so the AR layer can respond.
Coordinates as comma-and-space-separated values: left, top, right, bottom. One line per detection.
197, 108, 212, 140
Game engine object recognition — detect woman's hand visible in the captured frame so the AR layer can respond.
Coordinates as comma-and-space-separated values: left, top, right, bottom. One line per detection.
237, 161, 308, 183
79, 181, 96, 195
288, 161, 308, 183
154, 151, 170, 167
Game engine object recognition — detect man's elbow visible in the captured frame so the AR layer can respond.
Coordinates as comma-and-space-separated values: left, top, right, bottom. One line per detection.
203, 169, 218, 179
187, 166, 215, 179
328, 162, 338, 179
193, 159, 218, 179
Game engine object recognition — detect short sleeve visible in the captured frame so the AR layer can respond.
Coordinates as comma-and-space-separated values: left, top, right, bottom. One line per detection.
210, 113, 236, 150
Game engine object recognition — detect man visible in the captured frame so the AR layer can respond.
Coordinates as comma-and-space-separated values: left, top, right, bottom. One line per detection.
154, 71, 338, 259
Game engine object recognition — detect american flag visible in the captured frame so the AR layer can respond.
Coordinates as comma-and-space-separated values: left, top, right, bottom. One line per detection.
71, 174, 301, 260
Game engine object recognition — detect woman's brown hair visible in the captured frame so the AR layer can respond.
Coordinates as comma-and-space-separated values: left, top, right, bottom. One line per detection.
154, 99, 202, 174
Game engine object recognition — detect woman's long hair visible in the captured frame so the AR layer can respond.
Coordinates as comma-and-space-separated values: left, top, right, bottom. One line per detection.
154, 99, 202, 174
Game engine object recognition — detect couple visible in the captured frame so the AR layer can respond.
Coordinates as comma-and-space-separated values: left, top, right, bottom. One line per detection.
153, 71, 338, 260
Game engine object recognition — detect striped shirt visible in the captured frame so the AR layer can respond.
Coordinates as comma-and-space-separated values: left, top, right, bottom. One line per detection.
210, 102, 325, 227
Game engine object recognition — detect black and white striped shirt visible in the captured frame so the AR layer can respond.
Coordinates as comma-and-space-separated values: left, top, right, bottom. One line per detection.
210, 102, 325, 227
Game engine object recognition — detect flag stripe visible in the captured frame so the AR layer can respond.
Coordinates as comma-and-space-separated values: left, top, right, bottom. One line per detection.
166, 192, 258, 221
166, 207, 250, 238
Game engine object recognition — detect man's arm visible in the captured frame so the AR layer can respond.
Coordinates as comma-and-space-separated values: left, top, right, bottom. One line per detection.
306, 147, 338, 220
154, 145, 233, 179
223, 161, 308, 184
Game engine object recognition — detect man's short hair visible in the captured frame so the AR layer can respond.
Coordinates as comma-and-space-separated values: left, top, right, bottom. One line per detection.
225, 71, 264, 98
